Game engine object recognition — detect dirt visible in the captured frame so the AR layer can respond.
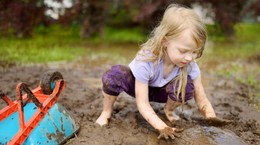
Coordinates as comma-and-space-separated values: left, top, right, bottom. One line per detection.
0, 58, 259, 145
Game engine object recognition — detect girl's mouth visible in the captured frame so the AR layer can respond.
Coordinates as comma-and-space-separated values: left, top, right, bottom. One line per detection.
181, 62, 188, 65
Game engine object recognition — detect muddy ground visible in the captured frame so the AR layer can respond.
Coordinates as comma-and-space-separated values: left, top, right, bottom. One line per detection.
0, 57, 259, 145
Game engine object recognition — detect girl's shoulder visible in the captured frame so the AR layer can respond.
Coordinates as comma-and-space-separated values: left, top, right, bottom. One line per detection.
187, 61, 201, 80
188, 61, 200, 68
131, 55, 159, 69
129, 52, 160, 84
136, 49, 153, 60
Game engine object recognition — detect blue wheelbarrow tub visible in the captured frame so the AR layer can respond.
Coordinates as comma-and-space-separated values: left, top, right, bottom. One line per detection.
0, 103, 79, 145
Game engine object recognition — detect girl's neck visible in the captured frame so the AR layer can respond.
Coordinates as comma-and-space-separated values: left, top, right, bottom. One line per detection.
163, 53, 175, 68
163, 54, 175, 78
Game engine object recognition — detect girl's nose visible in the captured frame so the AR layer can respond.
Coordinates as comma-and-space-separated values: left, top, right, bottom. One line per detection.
184, 54, 193, 61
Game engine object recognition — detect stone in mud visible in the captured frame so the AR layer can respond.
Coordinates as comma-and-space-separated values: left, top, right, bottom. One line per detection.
174, 125, 248, 145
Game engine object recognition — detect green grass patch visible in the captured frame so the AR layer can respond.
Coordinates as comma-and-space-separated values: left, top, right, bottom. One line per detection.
0, 36, 86, 64
206, 23, 260, 60
0, 24, 145, 65
89, 26, 146, 44
210, 41, 259, 60
234, 23, 260, 42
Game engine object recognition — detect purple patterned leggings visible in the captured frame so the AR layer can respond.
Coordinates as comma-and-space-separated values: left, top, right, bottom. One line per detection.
102, 65, 194, 103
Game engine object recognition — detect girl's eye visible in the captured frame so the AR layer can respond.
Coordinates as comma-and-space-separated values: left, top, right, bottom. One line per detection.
179, 49, 187, 53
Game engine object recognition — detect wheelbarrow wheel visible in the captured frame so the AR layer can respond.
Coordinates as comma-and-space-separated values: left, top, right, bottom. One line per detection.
40, 70, 63, 95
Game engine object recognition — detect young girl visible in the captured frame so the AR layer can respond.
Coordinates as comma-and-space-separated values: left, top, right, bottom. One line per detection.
96, 4, 229, 139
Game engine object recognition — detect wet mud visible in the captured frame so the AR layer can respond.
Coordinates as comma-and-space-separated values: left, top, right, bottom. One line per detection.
0, 60, 259, 145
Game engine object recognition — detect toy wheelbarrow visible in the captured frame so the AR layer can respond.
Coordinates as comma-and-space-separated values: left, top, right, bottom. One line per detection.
0, 71, 79, 145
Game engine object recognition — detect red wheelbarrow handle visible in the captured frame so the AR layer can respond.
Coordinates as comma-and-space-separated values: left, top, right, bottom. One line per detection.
16, 83, 43, 109
0, 90, 4, 97
16, 83, 43, 130
0, 90, 14, 106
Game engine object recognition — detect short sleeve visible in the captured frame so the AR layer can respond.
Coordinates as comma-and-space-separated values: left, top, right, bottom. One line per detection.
129, 58, 151, 84
187, 61, 200, 80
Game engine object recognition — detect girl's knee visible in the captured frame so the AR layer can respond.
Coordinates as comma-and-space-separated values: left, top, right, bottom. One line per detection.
102, 65, 131, 84
102, 65, 133, 96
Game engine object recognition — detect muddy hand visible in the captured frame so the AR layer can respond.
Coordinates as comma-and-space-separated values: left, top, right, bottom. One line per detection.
157, 127, 183, 140
206, 117, 232, 126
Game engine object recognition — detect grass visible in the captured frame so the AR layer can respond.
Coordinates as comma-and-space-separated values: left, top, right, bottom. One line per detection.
206, 23, 260, 60
90, 27, 146, 43
0, 25, 145, 65
202, 23, 260, 76
0, 36, 85, 64
0, 25, 83, 64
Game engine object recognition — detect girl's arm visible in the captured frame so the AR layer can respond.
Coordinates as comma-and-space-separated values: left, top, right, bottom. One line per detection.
193, 74, 216, 118
135, 80, 183, 139
135, 79, 168, 130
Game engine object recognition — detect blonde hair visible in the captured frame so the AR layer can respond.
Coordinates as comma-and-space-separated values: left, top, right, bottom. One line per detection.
138, 4, 207, 105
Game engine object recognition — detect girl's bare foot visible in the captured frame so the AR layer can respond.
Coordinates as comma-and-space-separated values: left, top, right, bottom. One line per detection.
95, 111, 111, 126
96, 91, 117, 126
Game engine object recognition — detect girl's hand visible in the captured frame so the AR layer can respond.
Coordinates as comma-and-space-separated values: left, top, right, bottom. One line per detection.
205, 117, 232, 126
157, 127, 183, 140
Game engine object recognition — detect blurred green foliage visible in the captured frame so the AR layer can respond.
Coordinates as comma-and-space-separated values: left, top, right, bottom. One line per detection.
207, 23, 260, 60
0, 37, 85, 64
91, 27, 146, 43
0, 25, 83, 64
0, 24, 145, 64
0, 23, 259, 64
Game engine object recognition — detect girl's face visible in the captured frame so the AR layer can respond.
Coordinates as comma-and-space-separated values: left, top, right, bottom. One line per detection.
164, 30, 200, 67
